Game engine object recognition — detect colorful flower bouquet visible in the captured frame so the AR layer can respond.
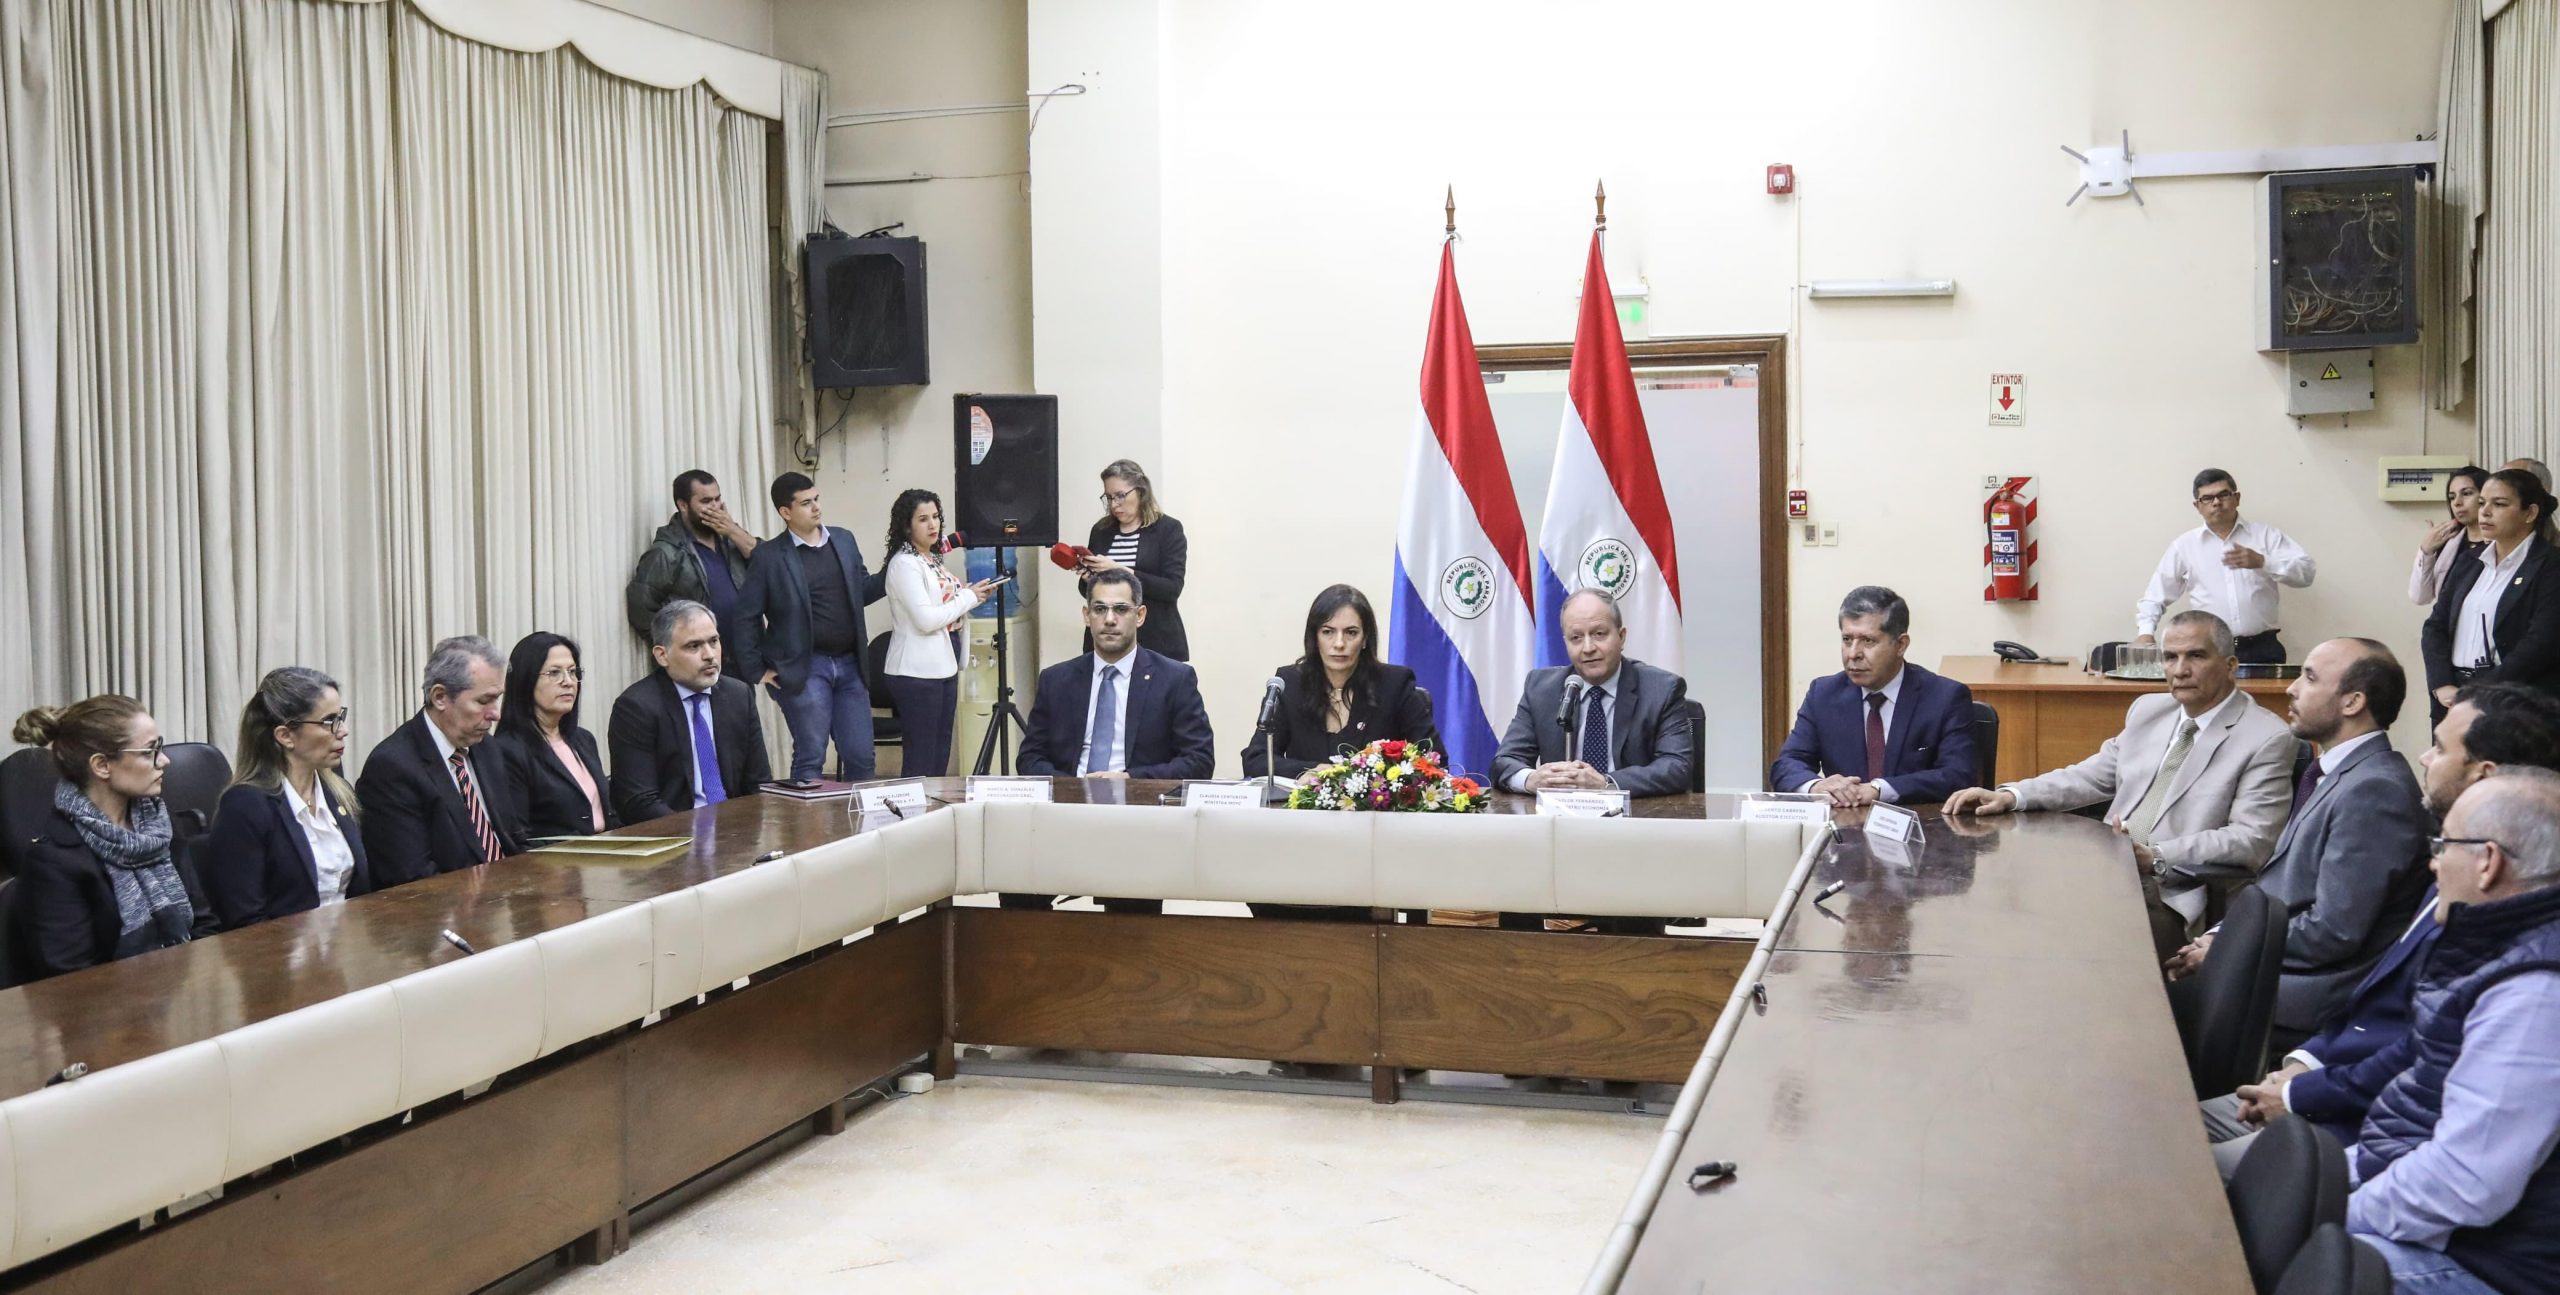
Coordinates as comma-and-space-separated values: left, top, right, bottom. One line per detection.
1284, 739, 1487, 813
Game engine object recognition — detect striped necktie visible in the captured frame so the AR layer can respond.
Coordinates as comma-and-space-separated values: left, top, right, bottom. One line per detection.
450, 752, 502, 863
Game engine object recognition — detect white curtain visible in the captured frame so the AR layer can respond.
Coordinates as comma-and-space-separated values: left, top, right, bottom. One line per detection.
0, 0, 779, 760
2430, 0, 2486, 412
2479, 0, 2560, 465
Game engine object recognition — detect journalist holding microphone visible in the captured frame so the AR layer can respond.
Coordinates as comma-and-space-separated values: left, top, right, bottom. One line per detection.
880, 488, 1001, 779
1077, 459, 1188, 661
1243, 584, 1438, 778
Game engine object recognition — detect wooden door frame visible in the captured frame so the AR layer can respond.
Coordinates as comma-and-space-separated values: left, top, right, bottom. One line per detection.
1473, 334, 1791, 769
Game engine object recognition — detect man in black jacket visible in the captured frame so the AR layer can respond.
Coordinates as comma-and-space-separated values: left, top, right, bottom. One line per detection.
624, 469, 757, 644
357, 635, 523, 887
610, 600, 772, 825
732, 472, 887, 782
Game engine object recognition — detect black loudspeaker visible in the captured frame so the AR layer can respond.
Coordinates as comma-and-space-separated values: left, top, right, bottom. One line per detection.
953, 395, 1059, 548
805, 236, 928, 388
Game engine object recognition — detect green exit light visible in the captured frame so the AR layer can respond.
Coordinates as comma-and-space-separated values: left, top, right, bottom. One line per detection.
1616, 298, 1647, 329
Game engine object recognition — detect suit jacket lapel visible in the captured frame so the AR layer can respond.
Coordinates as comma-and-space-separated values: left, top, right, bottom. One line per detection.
2494, 544, 2546, 646
1884, 667, 1923, 772
2116, 699, 2177, 812
271, 787, 322, 891
1122, 652, 1158, 768
2271, 736, 2383, 857
663, 677, 696, 804
1613, 665, 1644, 769
412, 718, 475, 833
1065, 656, 1098, 763
2158, 697, 2240, 812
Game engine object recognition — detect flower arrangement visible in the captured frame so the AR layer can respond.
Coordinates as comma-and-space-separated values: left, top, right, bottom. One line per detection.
1285, 739, 1487, 813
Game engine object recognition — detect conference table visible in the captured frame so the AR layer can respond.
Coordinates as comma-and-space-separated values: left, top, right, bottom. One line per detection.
0, 779, 2248, 1294
1616, 806, 2254, 1293
1941, 653, 2297, 783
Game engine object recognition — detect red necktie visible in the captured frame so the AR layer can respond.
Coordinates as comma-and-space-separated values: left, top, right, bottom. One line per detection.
1864, 692, 1888, 781
451, 752, 502, 863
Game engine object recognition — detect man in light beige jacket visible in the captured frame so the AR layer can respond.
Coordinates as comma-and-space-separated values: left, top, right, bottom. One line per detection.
1947, 610, 2299, 958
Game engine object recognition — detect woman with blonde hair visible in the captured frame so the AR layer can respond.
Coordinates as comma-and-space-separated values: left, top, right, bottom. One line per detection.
12, 696, 207, 980
1080, 458, 1189, 660
203, 666, 372, 929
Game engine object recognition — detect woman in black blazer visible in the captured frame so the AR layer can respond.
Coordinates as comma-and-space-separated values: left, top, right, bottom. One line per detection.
491, 632, 618, 840
1080, 459, 1189, 660
2423, 467, 2560, 721
12, 695, 210, 982
1241, 585, 1438, 922
204, 666, 372, 930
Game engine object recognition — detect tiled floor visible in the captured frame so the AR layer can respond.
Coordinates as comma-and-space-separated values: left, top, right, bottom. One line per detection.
529, 1073, 1660, 1293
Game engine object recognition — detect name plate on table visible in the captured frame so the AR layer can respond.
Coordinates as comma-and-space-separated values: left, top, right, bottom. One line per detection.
1182, 781, 1270, 809
853, 779, 932, 816
1739, 796, 1832, 825
1536, 789, 1631, 818
1864, 802, 1923, 868
965, 777, 1054, 804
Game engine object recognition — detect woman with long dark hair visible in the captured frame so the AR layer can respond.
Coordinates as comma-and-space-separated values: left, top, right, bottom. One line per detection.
2424, 466, 2560, 717
881, 488, 999, 777
1080, 459, 1189, 660
203, 666, 372, 928
2410, 465, 2491, 605
11, 696, 207, 980
490, 632, 616, 838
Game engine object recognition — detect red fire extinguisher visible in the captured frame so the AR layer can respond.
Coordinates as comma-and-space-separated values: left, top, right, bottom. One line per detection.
1986, 486, 2028, 602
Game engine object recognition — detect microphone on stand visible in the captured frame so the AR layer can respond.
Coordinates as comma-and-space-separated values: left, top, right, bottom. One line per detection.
1254, 675, 1287, 804
1557, 676, 1589, 754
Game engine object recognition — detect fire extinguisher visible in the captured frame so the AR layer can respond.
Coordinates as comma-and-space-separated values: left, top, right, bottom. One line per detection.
1986, 486, 2028, 602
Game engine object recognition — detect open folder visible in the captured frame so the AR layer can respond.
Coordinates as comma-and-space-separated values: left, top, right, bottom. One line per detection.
525, 835, 693, 862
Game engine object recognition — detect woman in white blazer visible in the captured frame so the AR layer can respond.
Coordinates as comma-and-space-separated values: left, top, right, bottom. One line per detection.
880, 489, 999, 777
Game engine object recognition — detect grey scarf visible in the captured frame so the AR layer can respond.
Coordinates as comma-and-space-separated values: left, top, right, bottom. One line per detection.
53, 780, 193, 955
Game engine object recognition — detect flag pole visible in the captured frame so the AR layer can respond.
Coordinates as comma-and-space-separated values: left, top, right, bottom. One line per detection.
1593, 178, 1607, 229
1445, 184, 1457, 242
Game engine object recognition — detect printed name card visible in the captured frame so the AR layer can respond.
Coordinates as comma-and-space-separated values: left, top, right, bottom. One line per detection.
1739, 797, 1832, 825
1536, 789, 1632, 818
1182, 781, 1269, 809
1864, 802, 1921, 843
965, 777, 1055, 804
854, 779, 932, 816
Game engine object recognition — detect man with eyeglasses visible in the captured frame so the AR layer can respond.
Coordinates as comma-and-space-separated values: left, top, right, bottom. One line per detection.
2199, 683, 2560, 1177
999, 569, 1214, 914
2345, 767, 2560, 1295
2133, 468, 2315, 666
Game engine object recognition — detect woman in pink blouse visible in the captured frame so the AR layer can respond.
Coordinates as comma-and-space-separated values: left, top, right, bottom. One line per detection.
493, 632, 618, 841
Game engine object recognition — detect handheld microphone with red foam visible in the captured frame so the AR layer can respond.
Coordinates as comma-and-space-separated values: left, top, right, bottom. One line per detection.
936, 530, 965, 555
1049, 542, 1081, 572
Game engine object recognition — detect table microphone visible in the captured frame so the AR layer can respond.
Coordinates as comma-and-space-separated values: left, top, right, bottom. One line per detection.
1255, 676, 1286, 732
1557, 676, 1589, 747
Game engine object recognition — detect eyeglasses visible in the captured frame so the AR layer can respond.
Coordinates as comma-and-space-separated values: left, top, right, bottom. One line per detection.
292, 710, 352, 736
1100, 488, 1137, 506
2194, 490, 2239, 505
2430, 835, 2501, 857
118, 740, 166, 763
1088, 602, 1137, 617
539, 667, 586, 683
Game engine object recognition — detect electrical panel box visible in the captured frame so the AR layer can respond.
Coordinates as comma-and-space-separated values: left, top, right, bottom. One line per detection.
2287, 349, 2374, 416
2255, 167, 2419, 352
2379, 454, 2476, 503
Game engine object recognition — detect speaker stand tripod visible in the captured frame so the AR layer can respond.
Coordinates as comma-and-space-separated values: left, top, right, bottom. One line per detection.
970, 546, 1031, 777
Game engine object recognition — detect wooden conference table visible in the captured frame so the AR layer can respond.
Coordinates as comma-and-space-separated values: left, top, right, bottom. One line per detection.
1942, 654, 2297, 784
1617, 806, 2253, 1293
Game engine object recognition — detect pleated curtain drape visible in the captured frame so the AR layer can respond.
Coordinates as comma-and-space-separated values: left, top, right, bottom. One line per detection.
2475, 0, 2560, 462
0, 0, 780, 758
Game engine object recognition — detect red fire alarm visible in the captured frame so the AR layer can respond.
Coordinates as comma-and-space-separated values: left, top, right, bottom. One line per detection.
1787, 488, 1810, 519
1766, 164, 1795, 196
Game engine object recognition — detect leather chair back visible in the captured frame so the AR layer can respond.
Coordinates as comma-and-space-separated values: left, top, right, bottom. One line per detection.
2169, 882, 2288, 1100
0, 748, 61, 877
157, 742, 232, 841
1970, 700, 1999, 788
2227, 1115, 2349, 1293
2271, 1222, 2389, 1295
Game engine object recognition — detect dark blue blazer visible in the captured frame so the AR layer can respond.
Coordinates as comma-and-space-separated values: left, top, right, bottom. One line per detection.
732, 526, 889, 695
201, 782, 375, 931
1768, 662, 1980, 804
1017, 648, 1216, 781
2288, 884, 2443, 1139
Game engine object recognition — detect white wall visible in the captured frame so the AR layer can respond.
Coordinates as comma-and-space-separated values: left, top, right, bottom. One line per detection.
585, 0, 773, 55
1029, 0, 2469, 773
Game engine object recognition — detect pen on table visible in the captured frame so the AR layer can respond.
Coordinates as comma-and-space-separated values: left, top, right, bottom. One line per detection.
439, 929, 477, 956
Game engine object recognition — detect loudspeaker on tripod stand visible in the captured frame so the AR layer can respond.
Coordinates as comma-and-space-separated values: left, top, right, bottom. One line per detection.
952, 395, 1060, 550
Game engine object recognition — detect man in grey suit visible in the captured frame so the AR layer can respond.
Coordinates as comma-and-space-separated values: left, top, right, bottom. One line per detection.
2166, 638, 2432, 1042
1493, 590, 1696, 798
1946, 610, 2296, 960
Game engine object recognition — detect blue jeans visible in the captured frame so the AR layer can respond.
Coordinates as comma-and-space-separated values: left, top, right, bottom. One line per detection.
2354, 1234, 2501, 1294
774, 652, 874, 782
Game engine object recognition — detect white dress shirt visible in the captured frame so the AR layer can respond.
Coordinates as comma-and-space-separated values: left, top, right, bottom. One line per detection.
1506, 667, 1623, 793
882, 548, 981, 679
2452, 536, 2535, 669
1077, 654, 1136, 775
676, 679, 719, 807
282, 776, 355, 904
2135, 519, 2316, 638
1790, 665, 1907, 802
425, 717, 470, 797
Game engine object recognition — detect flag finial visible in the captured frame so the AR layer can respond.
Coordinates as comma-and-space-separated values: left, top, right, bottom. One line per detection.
1594, 179, 1607, 230
1445, 185, 1457, 238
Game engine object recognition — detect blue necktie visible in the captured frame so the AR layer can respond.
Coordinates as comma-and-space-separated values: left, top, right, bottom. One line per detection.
689, 693, 728, 805
1087, 665, 1121, 774
1580, 687, 1612, 774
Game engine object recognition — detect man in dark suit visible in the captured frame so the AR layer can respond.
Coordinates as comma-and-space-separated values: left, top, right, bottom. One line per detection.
732, 472, 888, 783
2167, 638, 2432, 1041
609, 599, 772, 825
2199, 681, 2560, 1175
1491, 590, 1695, 798
1000, 569, 1214, 913
1769, 585, 1979, 806
356, 635, 523, 887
